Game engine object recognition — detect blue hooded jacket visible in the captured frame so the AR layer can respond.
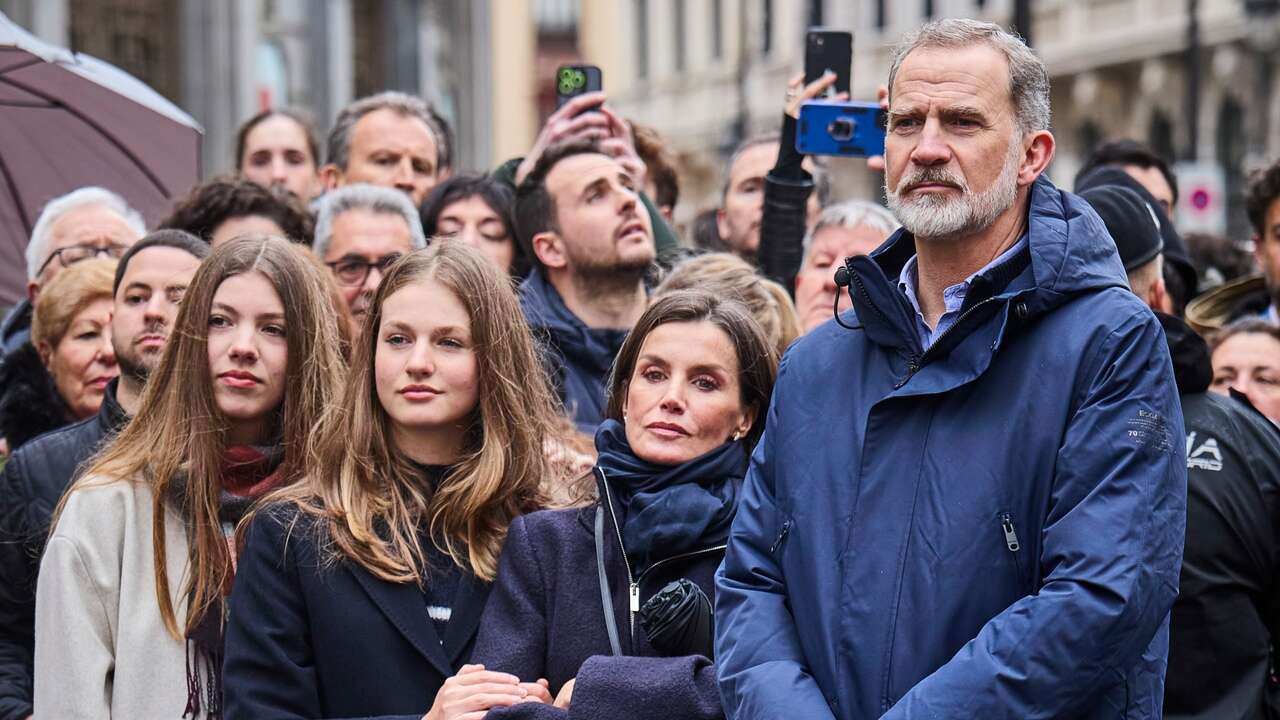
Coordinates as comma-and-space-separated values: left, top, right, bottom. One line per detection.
714, 176, 1187, 719
519, 272, 629, 433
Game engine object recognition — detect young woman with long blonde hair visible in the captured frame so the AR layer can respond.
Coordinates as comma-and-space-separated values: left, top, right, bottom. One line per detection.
224, 242, 564, 719
34, 236, 347, 719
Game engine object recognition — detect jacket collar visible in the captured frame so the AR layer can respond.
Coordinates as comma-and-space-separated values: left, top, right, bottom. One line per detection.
846, 175, 1127, 392
0, 299, 31, 355
519, 272, 630, 374
97, 378, 130, 433
348, 561, 490, 677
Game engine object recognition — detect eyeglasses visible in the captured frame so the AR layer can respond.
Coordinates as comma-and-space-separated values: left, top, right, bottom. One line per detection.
37, 243, 131, 275
326, 253, 403, 287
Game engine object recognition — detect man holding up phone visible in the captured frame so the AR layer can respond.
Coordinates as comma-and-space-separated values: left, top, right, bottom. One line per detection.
716, 18, 1185, 719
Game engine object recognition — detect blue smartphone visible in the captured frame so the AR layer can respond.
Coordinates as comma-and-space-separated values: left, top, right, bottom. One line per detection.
796, 100, 887, 158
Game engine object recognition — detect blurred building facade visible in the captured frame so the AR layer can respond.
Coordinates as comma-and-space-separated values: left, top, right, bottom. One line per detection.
587, 0, 1280, 240
0, 0, 541, 177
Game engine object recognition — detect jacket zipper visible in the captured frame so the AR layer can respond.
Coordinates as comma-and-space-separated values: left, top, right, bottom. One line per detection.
770, 519, 792, 554
1000, 512, 1021, 552
598, 469, 638, 645
849, 270, 923, 388
598, 469, 730, 648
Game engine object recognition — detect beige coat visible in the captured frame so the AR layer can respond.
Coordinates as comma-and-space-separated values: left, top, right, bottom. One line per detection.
33, 477, 202, 719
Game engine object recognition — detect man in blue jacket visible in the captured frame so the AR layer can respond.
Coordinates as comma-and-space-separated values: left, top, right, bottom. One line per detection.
714, 18, 1186, 720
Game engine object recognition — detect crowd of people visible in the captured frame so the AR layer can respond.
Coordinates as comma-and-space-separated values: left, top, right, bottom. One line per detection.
0, 15, 1276, 720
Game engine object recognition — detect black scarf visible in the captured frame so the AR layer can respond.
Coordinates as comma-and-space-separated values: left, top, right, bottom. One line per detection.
593, 419, 748, 574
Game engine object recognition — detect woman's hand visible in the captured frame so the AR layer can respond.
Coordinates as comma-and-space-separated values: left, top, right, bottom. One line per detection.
423, 664, 531, 720
520, 679, 554, 705
553, 678, 575, 709
783, 71, 848, 120
515, 93, 611, 184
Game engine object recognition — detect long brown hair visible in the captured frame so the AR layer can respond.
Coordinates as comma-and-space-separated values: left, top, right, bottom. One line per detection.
58, 236, 348, 639
271, 241, 559, 583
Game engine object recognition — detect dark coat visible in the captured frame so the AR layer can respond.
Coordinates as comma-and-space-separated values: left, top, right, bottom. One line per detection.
0, 380, 127, 720
473, 489, 722, 720
715, 175, 1187, 719
0, 301, 29, 358
223, 505, 491, 720
1160, 312, 1280, 720
0, 342, 75, 452
519, 272, 628, 434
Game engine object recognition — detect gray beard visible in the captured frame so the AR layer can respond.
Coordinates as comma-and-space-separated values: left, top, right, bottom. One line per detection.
886, 142, 1023, 242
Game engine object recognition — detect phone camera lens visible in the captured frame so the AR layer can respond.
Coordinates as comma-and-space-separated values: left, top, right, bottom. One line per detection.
572, 70, 586, 89
828, 118, 855, 142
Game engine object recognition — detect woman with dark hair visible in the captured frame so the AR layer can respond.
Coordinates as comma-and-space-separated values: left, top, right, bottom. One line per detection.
235, 108, 323, 202
34, 237, 347, 718
223, 242, 565, 719
472, 290, 777, 720
420, 174, 528, 277
159, 176, 316, 246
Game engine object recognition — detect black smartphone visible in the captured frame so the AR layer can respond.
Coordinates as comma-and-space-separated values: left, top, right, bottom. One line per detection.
804, 29, 852, 96
556, 64, 603, 110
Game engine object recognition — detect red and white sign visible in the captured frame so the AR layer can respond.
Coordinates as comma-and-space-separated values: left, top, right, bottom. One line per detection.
1174, 162, 1227, 235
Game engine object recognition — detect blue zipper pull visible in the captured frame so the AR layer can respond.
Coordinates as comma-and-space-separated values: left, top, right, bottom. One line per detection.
1000, 513, 1020, 552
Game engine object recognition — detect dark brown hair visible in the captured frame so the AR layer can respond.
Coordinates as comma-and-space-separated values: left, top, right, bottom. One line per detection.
234, 108, 321, 172
159, 176, 315, 245
420, 174, 529, 277
1210, 317, 1280, 352
514, 140, 605, 274
632, 122, 679, 211
1246, 161, 1280, 238
604, 289, 777, 450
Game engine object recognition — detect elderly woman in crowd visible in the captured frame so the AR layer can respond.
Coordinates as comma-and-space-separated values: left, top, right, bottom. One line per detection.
0, 258, 118, 451
472, 290, 777, 720
1210, 318, 1280, 423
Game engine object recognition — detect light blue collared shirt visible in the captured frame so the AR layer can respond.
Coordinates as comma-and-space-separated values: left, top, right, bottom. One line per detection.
897, 235, 1029, 350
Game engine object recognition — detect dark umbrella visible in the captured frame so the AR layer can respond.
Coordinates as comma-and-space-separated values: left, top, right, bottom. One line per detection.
0, 11, 202, 306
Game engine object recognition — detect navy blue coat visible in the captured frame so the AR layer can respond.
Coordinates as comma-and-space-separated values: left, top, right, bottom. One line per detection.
715, 176, 1187, 719
519, 273, 628, 434
223, 506, 491, 720
473, 499, 722, 720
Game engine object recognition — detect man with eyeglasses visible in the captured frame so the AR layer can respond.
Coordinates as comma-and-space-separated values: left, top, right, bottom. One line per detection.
2, 186, 144, 364
312, 184, 428, 337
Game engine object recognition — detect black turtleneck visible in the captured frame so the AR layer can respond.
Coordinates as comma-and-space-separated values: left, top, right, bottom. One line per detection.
413, 463, 464, 637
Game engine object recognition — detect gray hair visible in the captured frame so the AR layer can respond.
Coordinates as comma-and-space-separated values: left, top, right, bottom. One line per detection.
888, 18, 1051, 134
802, 200, 900, 259
326, 91, 446, 172
312, 184, 428, 258
26, 186, 146, 279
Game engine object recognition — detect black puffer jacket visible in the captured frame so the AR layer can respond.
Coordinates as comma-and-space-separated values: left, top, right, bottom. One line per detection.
0, 342, 74, 452
0, 381, 127, 720
1161, 312, 1280, 720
